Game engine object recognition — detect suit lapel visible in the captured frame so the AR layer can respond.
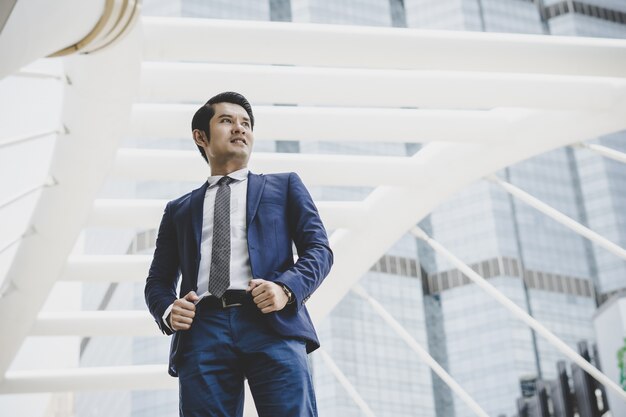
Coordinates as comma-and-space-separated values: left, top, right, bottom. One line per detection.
190, 181, 209, 252
247, 172, 265, 226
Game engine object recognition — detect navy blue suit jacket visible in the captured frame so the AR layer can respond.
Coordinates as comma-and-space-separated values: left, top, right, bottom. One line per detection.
144, 171, 333, 376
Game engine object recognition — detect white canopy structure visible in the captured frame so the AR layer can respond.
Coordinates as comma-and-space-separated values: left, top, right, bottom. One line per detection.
1, 0, 626, 415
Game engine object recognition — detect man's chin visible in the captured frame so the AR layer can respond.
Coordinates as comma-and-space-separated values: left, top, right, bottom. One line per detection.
226, 151, 251, 165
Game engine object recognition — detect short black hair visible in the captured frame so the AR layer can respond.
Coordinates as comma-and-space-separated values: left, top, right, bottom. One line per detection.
191, 91, 255, 162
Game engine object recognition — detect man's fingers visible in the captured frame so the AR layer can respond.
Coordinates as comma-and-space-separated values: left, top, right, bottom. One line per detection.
171, 318, 192, 331
170, 313, 191, 330
253, 293, 270, 304
257, 300, 274, 309
174, 298, 196, 311
172, 321, 191, 330
173, 306, 195, 318
261, 306, 276, 314
184, 291, 199, 302
251, 283, 270, 297
173, 315, 193, 325
171, 312, 194, 330
250, 282, 267, 297
247, 279, 265, 293
169, 292, 200, 331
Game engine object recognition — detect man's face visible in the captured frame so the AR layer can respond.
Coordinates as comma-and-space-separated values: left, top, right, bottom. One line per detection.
202, 102, 254, 166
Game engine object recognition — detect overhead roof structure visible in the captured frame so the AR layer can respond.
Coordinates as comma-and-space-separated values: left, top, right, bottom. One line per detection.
1, 0, 626, 413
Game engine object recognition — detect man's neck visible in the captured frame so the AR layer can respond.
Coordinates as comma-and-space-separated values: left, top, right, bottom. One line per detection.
210, 162, 247, 176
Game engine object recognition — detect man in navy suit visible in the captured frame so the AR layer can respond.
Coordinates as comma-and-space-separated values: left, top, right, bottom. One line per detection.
144, 92, 333, 416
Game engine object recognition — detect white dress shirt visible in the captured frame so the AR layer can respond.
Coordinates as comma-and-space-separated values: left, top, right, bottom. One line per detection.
162, 167, 253, 330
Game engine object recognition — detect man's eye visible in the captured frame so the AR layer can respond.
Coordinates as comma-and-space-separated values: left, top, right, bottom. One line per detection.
222, 119, 232, 123
243, 122, 250, 127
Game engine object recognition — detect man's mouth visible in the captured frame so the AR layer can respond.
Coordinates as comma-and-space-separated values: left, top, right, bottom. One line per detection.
230, 137, 247, 145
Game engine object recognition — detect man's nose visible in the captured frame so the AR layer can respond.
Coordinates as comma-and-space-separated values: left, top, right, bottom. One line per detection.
232, 120, 247, 133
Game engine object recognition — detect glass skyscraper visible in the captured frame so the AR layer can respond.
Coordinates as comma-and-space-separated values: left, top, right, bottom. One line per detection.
76, 1, 626, 416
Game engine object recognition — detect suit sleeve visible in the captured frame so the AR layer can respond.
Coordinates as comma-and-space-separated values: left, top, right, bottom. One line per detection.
275, 172, 334, 312
144, 201, 180, 335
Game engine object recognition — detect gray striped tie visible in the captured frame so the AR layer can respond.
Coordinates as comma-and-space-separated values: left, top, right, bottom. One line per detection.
209, 176, 235, 298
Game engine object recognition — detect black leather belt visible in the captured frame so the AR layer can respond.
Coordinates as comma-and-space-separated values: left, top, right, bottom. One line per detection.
202, 290, 249, 309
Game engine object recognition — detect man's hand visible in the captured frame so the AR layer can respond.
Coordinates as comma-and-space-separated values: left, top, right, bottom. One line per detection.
247, 279, 289, 314
169, 291, 199, 331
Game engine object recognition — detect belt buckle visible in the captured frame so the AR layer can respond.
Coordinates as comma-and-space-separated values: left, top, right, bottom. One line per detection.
221, 295, 242, 308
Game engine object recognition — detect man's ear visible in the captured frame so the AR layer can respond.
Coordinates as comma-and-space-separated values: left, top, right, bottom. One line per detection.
192, 129, 208, 146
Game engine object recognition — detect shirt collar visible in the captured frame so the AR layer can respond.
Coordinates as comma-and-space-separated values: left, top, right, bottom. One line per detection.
207, 167, 249, 187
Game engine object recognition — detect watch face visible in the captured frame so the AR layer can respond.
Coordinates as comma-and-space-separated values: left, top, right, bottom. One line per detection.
281, 285, 293, 302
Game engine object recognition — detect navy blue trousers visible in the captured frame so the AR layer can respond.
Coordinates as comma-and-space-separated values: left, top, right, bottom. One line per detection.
177, 298, 317, 417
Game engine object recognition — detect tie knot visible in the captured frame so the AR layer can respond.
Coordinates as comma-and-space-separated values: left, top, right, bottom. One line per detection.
218, 176, 235, 186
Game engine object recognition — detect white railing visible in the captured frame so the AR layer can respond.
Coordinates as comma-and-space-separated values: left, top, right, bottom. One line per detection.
411, 226, 626, 403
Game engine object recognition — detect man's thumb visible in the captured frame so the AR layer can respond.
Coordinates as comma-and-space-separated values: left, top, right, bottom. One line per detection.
247, 278, 263, 292
184, 291, 199, 301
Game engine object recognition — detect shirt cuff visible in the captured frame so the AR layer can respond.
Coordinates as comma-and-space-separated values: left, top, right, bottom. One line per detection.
162, 303, 175, 332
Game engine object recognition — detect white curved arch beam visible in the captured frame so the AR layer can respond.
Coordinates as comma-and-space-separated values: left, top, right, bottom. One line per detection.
0, 0, 140, 80
0, 28, 142, 378
307, 105, 626, 322
0, 0, 101, 78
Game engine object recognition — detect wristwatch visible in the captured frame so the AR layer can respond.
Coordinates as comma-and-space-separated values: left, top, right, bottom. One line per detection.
281, 284, 294, 305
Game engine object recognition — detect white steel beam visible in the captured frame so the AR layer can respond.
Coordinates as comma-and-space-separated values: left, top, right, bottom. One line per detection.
32, 311, 157, 337
89, 199, 367, 230
317, 348, 377, 417
89, 199, 168, 228
352, 284, 489, 417
486, 175, 626, 261
139, 62, 624, 111
111, 148, 425, 187
0, 129, 61, 148
411, 226, 626, 403
63, 255, 151, 282
142, 17, 626, 77
574, 142, 626, 164
131, 103, 514, 143
14, 69, 66, 81
0, 177, 55, 210
0, 365, 175, 394
0, 229, 31, 255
